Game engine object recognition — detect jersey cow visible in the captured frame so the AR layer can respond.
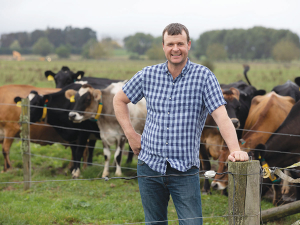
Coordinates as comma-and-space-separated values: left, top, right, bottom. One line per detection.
0, 84, 66, 172
212, 92, 295, 204
251, 100, 300, 204
65, 82, 147, 178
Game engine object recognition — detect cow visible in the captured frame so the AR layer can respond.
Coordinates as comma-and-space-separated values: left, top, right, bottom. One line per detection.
65, 82, 147, 178
272, 80, 300, 102
0, 84, 67, 172
251, 100, 300, 204
212, 92, 295, 204
45, 66, 122, 89
15, 83, 102, 178
45, 66, 134, 163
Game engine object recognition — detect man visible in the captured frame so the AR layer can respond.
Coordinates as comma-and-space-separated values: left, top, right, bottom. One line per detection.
113, 23, 249, 225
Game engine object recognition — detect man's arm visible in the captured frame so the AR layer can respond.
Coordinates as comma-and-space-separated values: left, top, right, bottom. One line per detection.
113, 89, 142, 155
211, 105, 249, 162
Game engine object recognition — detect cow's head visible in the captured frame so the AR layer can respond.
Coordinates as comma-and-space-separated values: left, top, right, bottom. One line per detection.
65, 84, 102, 123
14, 91, 50, 123
222, 88, 241, 129
45, 66, 85, 88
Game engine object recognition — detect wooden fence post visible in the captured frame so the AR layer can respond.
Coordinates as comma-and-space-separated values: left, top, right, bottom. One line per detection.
228, 160, 260, 225
20, 98, 31, 190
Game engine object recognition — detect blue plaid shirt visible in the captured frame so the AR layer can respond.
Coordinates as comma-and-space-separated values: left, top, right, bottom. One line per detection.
123, 59, 226, 174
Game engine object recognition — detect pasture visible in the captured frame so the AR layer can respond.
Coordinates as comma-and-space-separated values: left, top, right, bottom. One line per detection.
0, 57, 300, 224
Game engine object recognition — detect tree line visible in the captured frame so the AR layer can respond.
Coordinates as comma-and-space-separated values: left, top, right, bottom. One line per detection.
1, 26, 299, 61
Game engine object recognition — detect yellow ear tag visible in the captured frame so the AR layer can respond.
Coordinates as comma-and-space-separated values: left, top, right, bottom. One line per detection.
94, 103, 103, 120
70, 95, 75, 102
47, 75, 54, 81
16, 101, 22, 107
77, 75, 82, 79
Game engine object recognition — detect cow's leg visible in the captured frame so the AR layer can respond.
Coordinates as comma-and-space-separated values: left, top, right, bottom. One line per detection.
87, 139, 96, 166
290, 170, 300, 200
2, 131, 16, 172
69, 145, 77, 172
281, 170, 290, 194
272, 184, 283, 206
126, 145, 134, 164
102, 143, 111, 178
114, 136, 126, 177
199, 144, 211, 194
72, 133, 89, 179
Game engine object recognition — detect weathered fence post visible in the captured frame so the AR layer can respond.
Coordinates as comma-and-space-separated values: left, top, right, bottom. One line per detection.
20, 98, 31, 190
228, 160, 260, 225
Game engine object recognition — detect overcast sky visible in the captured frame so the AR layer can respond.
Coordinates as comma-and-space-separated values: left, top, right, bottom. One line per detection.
1, 0, 300, 42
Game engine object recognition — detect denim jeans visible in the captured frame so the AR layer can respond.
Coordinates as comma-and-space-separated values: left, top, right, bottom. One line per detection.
137, 160, 203, 225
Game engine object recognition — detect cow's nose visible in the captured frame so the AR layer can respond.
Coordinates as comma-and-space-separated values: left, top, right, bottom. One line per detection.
69, 112, 76, 121
231, 118, 240, 129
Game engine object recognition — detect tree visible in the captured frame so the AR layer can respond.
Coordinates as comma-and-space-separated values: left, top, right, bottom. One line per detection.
206, 43, 227, 60
32, 37, 54, 56
272, 40, 300, 62
81, 39, 111, 59
55, 44, 71, 58
146, 44, 165, 60
124, 33, 154, 55
9, 40, 21, 51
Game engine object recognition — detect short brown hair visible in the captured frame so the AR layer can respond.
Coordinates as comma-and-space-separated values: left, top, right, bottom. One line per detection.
162, 23, 190, 44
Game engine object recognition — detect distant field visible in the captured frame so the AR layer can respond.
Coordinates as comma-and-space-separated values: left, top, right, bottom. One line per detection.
0, 57, 300, 224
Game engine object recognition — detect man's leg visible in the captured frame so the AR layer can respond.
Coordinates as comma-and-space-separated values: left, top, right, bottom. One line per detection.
137, 160, 170, 225
167, 165, 203, 225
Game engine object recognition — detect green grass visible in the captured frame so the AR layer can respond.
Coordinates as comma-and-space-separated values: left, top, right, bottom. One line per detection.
1, 57, 300, 224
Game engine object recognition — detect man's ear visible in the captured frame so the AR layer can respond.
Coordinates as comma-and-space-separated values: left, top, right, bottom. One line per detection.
65, 90, 77, 100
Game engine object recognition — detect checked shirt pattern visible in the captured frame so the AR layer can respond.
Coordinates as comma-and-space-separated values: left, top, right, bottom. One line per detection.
123, 59, 226, 174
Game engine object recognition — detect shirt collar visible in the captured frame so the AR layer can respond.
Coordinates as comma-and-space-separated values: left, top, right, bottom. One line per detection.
164, 58, 191, 76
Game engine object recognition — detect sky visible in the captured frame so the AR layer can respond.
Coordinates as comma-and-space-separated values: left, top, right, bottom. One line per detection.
1, 0, 300, 42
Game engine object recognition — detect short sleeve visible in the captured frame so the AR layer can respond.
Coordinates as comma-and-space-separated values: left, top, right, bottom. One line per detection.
203, 69, 227, 114
122, 70, 144, 104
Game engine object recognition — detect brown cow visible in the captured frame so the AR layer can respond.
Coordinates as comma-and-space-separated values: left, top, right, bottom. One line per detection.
0, 84, 67, 172
212, 92, 295, 202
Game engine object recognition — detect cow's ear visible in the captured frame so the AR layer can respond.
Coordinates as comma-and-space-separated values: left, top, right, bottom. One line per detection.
65, 90, 77, 100
74, 71, 85, 80
14, 97, 22, 103
45, 71, 56, 80
295, 77, 300, 86
254, 89, 266, 96
93, 89, 102, 101
230, 87, 240, 100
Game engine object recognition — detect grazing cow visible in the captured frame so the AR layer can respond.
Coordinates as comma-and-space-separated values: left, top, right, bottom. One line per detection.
212, 92, 295, 200
65, 82, 147, 178
45, 66, 122, 89
16, 83, 101, 178
251, 100, 300, 204
272, 80, 300, 102
0, 84, 67, 172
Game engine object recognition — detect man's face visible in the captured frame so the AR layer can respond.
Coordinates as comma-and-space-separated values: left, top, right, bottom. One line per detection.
163, 30, 191, 66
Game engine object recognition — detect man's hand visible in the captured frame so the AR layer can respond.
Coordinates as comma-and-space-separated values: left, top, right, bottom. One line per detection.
228, 150, 249, 162
127, 132, 142, 155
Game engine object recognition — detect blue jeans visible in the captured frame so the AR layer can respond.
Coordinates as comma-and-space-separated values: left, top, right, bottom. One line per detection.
137, 160, 203, 225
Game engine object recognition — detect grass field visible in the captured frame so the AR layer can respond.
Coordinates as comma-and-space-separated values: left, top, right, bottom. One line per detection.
0, 56, 300, 224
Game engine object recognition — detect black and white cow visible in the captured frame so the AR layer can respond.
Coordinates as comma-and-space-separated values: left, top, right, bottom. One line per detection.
65, 82, 147, 178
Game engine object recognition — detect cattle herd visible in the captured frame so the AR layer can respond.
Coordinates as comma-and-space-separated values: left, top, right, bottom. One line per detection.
1, 65, 300, 206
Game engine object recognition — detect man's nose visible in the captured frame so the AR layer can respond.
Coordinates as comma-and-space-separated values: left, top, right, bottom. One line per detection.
173, 44, 179, 51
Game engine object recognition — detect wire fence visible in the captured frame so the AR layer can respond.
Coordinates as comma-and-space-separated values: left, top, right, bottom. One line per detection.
0, 102, 300, 224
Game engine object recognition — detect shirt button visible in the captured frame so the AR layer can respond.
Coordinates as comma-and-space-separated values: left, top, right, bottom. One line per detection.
166, 158, 168, 160
169, 97, 171, 99
168, 112, 170, 114
173, 83, 174, 85
166, 142, 168, 145
167, 127, 169, 129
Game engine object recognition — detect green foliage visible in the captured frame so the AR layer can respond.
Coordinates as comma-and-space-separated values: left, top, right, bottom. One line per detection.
81, 39, 111, 59
201, 59, 215, 72
206, 43, 227, 61
129, 52, 141, 60
32, 37, 54, 56
272, 40, 300, 62
9, 40, 21, 51
55, 44, 71, 58
146, 44, 165, 60
195, 26, 300, 60
124, 32, 154, 55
